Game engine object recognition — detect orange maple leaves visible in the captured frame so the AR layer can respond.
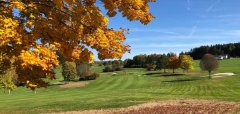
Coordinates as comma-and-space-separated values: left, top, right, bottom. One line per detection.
0, 0, 155, 89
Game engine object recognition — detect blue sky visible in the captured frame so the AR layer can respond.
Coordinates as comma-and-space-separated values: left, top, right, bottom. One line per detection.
100, 0, 240, 59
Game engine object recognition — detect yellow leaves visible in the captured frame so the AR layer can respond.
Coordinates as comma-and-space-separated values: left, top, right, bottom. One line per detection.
102, 17, 109, 26
0, 16, 22, 46
50, 42, 61, 49
80, 27, 129, 60
0, 30, 3, 35
102, 0, 154, 24
26, 80, 37, 88
89, 53, 94, 62
19, 45, 59, 71
16, 38, 22, 44
179, 55, 194, 70
71, 46, 82, 59
29, 13, 35, 19
131, 0, 145, 9
0, 0, 154, 89
11, 1, 25, 11
79, 49, 94, 63
27, 21, 33, 26
19, 50, 37, 66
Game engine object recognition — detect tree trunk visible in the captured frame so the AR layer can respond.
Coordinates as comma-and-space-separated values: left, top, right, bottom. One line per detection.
8, 89, 11, 95
208, 71, 212, 79
173, 69, 175, 73
164, 68, 166, 73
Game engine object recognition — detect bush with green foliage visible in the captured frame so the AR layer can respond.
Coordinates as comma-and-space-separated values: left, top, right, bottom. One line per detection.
114, 67, 123, 71
0, 70, 17, 95
79, 73, 100, 81
76, 62, 91, 78
62, 61, 77, 81
112, 60, 123, 71
76, 62, 99, 81
103, 66, 113, 72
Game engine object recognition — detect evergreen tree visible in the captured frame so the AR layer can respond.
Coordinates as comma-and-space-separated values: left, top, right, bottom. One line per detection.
62, 61, 77, 81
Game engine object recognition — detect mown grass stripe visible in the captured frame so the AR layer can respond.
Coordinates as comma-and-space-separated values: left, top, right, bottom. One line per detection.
93, 76, 117, 90
102, 76, 125, 90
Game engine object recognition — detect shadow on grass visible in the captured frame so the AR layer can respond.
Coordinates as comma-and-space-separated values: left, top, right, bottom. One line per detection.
145, 72, 163, 75
161, 73, 184, 76
161, 78, 200, 83
59, 80, 80, 82
145, 72, 185, 77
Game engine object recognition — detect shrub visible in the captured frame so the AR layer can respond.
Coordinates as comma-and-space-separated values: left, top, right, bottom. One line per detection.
76, 62, 91, 79
112, 60, 123, 71
146, 64, 157, 71
115, 67, 123, 71
62, 61, 77, 81
103, 66, 113, 72
79, 73, 100, 81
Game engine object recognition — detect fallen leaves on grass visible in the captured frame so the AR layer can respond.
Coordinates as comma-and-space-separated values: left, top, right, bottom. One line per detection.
53, 99, 240, 114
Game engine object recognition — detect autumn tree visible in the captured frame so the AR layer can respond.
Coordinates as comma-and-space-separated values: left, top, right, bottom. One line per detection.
167, 55, 180, 73
0, 70, 17, 95
62, 61, 77, 81
0, 52, 11, 74
200, 54, 219, 79
179, 55, 194, 72
0, 0, 155, 89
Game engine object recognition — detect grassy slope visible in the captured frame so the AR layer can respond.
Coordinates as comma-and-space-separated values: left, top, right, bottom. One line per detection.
0, 58, 239, 114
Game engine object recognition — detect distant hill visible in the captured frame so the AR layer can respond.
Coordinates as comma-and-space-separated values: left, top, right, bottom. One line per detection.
183, 42, 240, 60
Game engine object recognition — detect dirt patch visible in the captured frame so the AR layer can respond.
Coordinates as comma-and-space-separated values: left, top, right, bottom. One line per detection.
187, 72, 206, 76
58, 81, 89, 88
53, 99, 240, 114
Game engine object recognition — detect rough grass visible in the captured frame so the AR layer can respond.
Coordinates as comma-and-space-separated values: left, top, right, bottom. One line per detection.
0, 58, 239, 114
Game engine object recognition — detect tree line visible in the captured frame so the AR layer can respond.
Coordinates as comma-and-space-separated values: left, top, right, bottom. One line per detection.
184, 42, 240, 60
123, 54, 194, 73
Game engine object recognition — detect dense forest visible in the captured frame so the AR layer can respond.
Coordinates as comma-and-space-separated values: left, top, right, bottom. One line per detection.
184, 42, 240, 60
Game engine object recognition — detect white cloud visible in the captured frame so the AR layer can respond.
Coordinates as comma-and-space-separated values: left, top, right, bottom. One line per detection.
188, 21, 199, 38
206, 0, 221, 12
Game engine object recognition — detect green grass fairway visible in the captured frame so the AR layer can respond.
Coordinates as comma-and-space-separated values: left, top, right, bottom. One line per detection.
0, 58, 239, 114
